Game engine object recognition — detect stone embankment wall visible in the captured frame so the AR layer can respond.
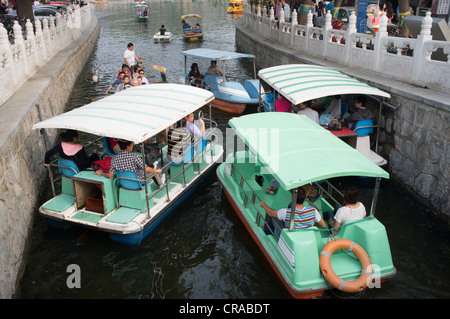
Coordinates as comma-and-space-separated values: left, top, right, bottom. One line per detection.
235, 20, 450, 224
0, 15, 100, 299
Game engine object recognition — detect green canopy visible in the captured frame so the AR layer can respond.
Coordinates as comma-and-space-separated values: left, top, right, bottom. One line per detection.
229, 112, 389, 190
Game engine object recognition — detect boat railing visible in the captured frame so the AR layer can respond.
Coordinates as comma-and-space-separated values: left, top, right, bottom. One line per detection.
228, 162, 379, 237
45, 162, 78, 197
313, 180, 344, 207
228, 162, 279, 238
123, 118, 220, 216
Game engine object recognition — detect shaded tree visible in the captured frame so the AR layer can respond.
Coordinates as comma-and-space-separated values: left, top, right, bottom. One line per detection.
398, 0, 411, 36
15, 0, 34, 22
297, 0, 311, 24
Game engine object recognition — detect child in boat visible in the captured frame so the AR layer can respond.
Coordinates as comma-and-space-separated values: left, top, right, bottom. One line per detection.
323, 185, 367, 234
44, 130, 99, 172
160, 25, 167, 35
260, 187, 326, 230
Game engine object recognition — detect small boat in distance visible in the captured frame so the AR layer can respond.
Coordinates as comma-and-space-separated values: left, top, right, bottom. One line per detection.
181, 14, 203, 42
182, 48, 263, 114
153, 26, 172, 43
216, 112, 396, 298
32, 84, 224, 245
227, 0, 244, 14
135, 4, 149, 22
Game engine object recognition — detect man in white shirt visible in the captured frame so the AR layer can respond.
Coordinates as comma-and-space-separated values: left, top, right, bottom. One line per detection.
124, 43, 145, 70
55, 6, 64, 26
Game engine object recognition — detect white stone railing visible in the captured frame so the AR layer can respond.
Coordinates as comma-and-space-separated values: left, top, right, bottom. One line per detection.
0, 4, 94, 106
244, 3, 450, 91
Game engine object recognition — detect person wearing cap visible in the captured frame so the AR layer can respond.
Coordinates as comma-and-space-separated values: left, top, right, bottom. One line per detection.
206, 60, 223, 76
95, 140, 162, 184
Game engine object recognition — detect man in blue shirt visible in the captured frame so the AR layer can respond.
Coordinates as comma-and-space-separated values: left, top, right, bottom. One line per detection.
105, 71, 125, 95
185, 113, 205, 143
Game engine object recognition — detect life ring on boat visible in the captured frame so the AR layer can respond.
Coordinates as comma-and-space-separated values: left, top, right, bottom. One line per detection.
319, 239, 372, 293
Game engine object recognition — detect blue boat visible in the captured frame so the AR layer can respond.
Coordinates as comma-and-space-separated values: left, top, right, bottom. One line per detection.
32, 84, 224, 245
182, 48, 263, 114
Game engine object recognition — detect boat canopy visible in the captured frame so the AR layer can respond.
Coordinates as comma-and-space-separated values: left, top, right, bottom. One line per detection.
32, 84, 214, 144
229, 112, 389, 190
181, 14, 201, 20
182, 48, 255, 61
258, 64, 391, 106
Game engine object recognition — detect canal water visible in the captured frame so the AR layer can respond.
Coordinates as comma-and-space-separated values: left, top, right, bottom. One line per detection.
18, 1, 450, 299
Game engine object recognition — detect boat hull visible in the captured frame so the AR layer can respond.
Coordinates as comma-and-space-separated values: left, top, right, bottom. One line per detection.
109, 160, 219, 245
211, 98, 246, 115
41, 145, 223, 245
221, 184, 325, 299
182, 33, 203, 42
216, 153, 396, 298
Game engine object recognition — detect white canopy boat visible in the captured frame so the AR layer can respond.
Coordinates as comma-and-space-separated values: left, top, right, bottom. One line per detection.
32, 84, 224, 245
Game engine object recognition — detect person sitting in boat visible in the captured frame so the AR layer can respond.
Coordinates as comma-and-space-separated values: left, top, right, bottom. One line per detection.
323, 185, 367, 235
341, 95, 374, 130
185, 112, 205, 146
260, 187, 326, 230
105, 71, 125, 95
94, 139, 162, 184
117, 64, 131, 79
188, 63, 204, 87
182, 21, 191, 34
143, 8, 148, 16
44, 129, 99, 172
160, 24, 167, 35
206, 60, 223, 77
167, 120, 194, 164
115, 75, 131, 92
323, 95, 342, 120
137, 69, 149, 85
293, 100, 319, 124
194, 23, 202, 34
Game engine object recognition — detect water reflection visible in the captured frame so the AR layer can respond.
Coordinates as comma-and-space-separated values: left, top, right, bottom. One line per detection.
18, 1, 450, 299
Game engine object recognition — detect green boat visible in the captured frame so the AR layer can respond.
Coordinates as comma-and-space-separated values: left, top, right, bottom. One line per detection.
216, 112, 396, 298
135, 4, 149, 22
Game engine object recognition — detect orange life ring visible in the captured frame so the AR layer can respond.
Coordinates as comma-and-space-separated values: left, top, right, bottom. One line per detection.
319, 239, 372, 293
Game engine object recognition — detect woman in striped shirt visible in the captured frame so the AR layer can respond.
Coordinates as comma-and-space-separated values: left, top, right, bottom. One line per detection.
260, 187, 326, 229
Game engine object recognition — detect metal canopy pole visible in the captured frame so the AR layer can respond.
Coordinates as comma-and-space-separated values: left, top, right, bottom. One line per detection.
289, 188, 298, 231
369, 177, 381, 218
141, 143, 151, 218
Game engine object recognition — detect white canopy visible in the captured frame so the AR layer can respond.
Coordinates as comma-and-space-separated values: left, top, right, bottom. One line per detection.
258, 64, 390, 105
32, 84, 214, 144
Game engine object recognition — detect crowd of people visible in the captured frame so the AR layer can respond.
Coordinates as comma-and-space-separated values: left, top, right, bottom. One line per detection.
104, 42, 150, 95
251, 0, 403, 30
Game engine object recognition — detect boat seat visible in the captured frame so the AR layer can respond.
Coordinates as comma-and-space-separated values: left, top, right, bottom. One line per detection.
354, 120, 387, 166
262, 92, 275, 112
353, 119, 374, 136
58, 158, 79, 178
116, 170, 150, 190
103, 137, 117, 157
116, 171, 155, 212
170, 144, 195, 183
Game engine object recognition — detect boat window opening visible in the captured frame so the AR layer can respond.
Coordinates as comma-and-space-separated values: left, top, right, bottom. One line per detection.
73, 179, 104, 213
